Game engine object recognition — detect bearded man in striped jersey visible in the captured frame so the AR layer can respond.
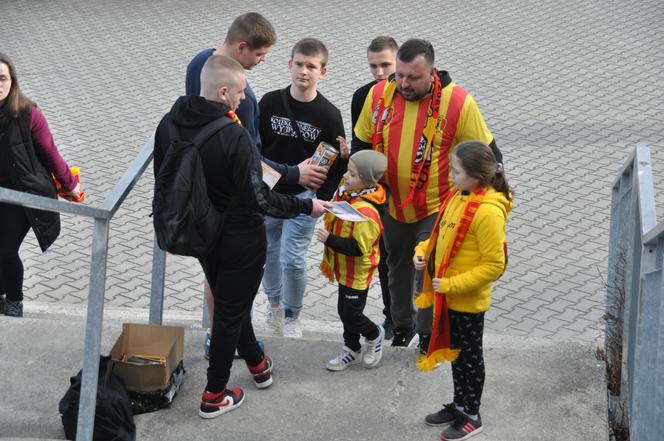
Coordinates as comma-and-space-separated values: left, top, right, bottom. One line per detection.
352, 38, 503, 350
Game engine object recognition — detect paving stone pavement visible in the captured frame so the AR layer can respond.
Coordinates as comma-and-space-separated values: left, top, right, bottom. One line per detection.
2, 0, 663, 343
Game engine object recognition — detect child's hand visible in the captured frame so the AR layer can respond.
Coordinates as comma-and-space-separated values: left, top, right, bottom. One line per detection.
315, 228, 330, 243
432, 278, 441, 292
413, 255, 425, 270
337, 136, 350, 159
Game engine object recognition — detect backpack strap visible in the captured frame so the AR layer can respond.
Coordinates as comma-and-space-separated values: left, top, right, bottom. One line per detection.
192, 116, 235, 148
167, 116, 235, 149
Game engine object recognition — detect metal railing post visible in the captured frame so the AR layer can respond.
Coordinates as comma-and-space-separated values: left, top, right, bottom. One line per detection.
149, 234, 166, 325
202, 296, 210, 330
631, 241, 661, 441
623, 174, 641, 408
608, 145, 663, 440
626, 146, 657, 423
75, 217, 111, 441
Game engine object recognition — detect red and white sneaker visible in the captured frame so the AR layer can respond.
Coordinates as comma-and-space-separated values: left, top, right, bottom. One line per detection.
440, 413, 483, 440
247, 355, 273, 389
199, 388, 245, 419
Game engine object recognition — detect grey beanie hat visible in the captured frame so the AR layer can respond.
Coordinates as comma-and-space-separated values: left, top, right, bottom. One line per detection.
350, 150, 387, 186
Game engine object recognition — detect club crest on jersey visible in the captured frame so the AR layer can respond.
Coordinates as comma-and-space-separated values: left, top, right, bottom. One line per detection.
374, 105, 392, 126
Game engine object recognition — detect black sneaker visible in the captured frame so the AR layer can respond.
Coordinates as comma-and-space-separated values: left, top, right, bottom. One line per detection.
199, 387, 245, 419
440, 413, 483, 440
247, 355, 273, 389
392, 327, 418, 347
425, 403, 460, 427
0, 296, 6, 315
4, 300, 23, 317
419, 333, 431, 355
382, 318, 395, 340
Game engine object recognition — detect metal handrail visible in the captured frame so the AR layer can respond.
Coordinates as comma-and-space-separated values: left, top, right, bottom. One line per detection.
0, 134, 165, 441
643, 220, 664, 246
0, 187, 109, 219
607, 144, 664, 441
633, 144, 658, 235
100, 134, 156, 216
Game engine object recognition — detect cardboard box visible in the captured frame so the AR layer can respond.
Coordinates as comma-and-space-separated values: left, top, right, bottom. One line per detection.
110, 323, 184, 393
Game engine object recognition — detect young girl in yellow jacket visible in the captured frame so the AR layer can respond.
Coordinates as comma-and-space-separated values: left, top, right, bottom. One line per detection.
413, 141, 512, 441
316, 150, 387, 371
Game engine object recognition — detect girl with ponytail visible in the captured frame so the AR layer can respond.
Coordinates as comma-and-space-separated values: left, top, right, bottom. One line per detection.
412, 140, 512, 440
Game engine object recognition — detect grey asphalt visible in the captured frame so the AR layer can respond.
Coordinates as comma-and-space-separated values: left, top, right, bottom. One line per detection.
0, 312, 606, 441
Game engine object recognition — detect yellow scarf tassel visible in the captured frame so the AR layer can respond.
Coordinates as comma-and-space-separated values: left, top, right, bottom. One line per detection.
414, 275, 435, 308
416, 348, 460, 371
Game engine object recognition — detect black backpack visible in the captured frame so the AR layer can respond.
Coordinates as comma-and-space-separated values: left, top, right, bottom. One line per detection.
59, 356, 136, 441
152, 117, 234, 258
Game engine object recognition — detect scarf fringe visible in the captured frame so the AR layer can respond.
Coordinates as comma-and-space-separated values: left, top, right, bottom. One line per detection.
319, 260, 335, 282
416, 348, 460, 371
414, 291, 434, 309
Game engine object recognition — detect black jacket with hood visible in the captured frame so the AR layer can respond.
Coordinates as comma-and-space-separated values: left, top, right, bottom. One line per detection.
153, 96, 313, 232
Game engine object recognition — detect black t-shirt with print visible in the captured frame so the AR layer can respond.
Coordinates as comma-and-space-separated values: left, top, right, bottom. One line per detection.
259, 86, 346, 201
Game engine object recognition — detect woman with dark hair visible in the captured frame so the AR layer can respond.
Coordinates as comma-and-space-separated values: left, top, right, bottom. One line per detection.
0, 53, 82, 317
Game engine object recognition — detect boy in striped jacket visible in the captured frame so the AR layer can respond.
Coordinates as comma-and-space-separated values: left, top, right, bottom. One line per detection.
315, 150, 388, 371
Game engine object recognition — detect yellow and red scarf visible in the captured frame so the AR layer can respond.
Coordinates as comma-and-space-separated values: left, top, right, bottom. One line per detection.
371, 72, 443, 211
227, 110, 242, 126
414, 187, 487, 371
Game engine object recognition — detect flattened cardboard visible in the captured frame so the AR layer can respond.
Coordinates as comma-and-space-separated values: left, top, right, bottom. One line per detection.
110, 323, 184, 393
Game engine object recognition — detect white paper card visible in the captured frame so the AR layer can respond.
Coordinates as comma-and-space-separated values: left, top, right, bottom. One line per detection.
326, 201, 368, 222
261, 161, 282, 189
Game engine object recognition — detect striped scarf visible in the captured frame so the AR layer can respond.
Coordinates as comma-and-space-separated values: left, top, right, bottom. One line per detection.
414, 187, 487, 371
227, 110, 242, 126
371, 71, 443, 210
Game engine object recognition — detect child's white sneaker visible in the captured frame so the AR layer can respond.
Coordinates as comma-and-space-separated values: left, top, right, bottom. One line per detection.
265, 304, 283, 335
283, 315, 303, 338
326, 346, 362, 371
363, 325, 385, 368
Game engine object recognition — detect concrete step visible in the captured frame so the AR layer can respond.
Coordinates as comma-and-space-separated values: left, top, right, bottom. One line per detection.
0, 311, 607, 441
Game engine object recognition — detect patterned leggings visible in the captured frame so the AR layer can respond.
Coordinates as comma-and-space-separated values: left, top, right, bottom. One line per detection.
449, 309, 485, 415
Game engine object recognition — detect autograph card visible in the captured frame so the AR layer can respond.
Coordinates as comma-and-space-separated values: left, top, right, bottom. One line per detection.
326, 201, 367, 222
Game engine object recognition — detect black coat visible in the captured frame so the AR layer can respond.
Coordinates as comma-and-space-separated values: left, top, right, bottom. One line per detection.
0, 106, 60, 252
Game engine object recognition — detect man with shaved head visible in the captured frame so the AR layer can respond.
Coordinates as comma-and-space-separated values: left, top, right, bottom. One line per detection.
154, 54, 330, 419
187, 14, 328, 358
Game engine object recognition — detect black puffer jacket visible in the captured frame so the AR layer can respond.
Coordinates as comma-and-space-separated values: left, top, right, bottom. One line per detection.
0, 106, 60, 252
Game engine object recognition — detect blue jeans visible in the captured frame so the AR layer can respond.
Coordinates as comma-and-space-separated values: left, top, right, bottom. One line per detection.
262, 190, 317, 317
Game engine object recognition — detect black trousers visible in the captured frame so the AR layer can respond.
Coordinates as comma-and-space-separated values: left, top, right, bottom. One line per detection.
449, 309, 486, 415
337, 284, 379, 352
0, 202, 31, 302
200, 226, 266, 393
